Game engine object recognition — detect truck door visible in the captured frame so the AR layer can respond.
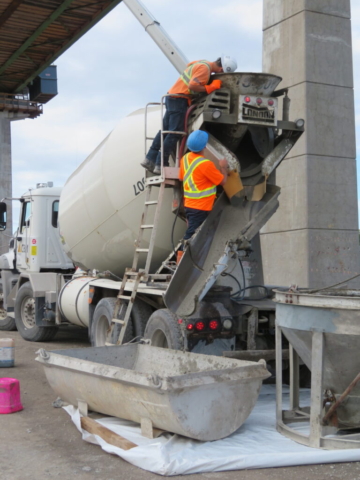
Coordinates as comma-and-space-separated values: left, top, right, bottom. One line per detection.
16, 200, 32, 271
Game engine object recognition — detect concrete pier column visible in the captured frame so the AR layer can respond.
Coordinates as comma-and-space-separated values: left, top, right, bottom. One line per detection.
261, 0, 359, 288
0, 112, 12, 255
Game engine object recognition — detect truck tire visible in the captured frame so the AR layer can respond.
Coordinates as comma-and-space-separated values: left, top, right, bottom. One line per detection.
0, 285, 16, 331
91, 297, 134, 347
15, 282, 58, 342
131, 299, 153, 339
144, 309, 184, 350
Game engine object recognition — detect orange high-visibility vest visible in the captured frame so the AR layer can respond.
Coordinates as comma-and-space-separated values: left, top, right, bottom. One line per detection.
169, 61, 211, 97
183, 153, 217, 200
179, 61, 211, 95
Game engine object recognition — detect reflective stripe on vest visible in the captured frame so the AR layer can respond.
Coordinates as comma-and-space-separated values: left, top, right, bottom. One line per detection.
180, 61, 211, 95
183, 153, 217, 199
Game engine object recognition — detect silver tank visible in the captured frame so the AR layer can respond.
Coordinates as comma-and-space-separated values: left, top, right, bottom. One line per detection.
59, 107, 186, 275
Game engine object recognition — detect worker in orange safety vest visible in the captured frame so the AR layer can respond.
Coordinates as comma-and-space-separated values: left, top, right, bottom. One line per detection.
177, 130, 228, 262
141, 55, 237, 176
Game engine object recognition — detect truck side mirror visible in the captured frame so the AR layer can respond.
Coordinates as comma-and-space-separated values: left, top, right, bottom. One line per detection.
0, 202, 7, 231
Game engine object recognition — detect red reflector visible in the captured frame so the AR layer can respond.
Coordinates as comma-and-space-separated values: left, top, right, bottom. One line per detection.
195, 321, 205, 331
178, 318, 183, 324
186, 323, 194, 331
256, 97, 262, 105
244, 96, 251, 103
209, 320, 219, 330
268, 99, 274, 106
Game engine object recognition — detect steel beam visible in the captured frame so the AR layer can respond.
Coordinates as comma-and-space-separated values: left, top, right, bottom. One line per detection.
14, 0, 122, 92
0, 0, 77, 77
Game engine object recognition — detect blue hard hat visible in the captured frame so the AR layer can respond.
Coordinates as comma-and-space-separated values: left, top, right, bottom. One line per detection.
186, 130, 209, 152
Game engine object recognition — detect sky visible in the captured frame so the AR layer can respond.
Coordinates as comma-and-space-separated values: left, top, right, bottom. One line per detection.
8, 0, 360, 231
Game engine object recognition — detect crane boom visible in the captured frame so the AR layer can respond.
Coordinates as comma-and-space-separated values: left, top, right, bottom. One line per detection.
122, 0, 188, 74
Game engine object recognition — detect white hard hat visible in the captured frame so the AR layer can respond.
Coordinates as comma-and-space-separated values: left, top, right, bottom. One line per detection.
221, 54, 237, 73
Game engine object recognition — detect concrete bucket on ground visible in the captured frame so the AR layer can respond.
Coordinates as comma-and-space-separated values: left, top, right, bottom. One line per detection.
36, 344, 270, 441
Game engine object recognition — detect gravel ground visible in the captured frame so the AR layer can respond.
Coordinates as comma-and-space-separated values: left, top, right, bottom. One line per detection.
1, 328, 360, 480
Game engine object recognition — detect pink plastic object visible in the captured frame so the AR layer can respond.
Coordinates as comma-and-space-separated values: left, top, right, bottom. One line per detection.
0, 378, 23, 414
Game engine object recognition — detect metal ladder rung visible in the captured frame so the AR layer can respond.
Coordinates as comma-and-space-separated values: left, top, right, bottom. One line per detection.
136, 248, 149, 253
111, 318, 125, 325
117, 295, 130, 300
124, 271, 144, 276
147, 273, 172, 279
145, 200, 158, 205
141, 224, 154, 229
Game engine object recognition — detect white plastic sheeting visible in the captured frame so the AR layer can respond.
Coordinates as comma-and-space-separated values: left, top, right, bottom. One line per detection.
64, 386, 360, 476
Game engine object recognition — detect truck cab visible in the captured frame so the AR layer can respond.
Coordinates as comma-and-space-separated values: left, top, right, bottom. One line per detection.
15, 184, 72, 273
0, 183, 74, 337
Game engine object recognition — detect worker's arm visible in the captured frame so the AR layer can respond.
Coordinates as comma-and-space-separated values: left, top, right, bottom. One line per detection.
188, 64, 222, 94
201, 160, 227, 186
218, 159, 228, 186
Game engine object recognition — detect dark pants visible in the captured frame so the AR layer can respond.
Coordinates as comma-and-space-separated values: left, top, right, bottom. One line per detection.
146, 96, 188, 167
181, 208, 209, 249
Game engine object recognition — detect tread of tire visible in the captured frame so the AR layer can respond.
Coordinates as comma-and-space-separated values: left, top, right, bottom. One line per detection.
15, 282, 58, 342
131, 299, 153, 337
0, 317, 17, 331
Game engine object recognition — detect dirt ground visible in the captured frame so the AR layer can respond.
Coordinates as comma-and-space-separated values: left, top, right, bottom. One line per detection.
1, 328, 360, 480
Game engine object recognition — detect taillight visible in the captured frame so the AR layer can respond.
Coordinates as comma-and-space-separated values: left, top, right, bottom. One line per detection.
244, 96, 251, 103
209, 320, 220, 330
256, 97, 262, 105
186, 323, 194, 331
268, 99, 274, 106
195, 321, 205, 331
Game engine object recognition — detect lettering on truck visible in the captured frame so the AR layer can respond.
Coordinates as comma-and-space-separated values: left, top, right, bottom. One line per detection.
242, 106, 275, 123
133, 177, 146, 196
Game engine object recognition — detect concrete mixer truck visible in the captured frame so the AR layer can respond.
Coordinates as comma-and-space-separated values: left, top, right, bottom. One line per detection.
0, 0, 304, 360
0, 71, 304, 359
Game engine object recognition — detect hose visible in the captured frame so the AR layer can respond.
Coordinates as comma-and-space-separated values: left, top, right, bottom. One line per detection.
222, 258, 270, 301
171, 207, 180, 258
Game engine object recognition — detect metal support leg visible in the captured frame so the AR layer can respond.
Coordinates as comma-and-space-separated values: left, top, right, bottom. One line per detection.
289, 345, 300, 410
309, 330, 324, 448
247, 308, 258, 351
275, 323, 283, 423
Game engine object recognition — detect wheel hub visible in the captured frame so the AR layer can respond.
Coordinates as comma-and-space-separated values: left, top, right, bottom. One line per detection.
21, 297, 35, 328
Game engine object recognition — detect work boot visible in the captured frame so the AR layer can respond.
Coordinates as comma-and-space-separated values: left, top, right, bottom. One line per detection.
153, 165, 161, 175
140, 158, 155, 172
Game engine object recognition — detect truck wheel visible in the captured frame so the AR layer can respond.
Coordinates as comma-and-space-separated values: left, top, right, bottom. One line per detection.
91, 297, 134, 347
0, 285, 16, 331
15, 282, 58, 342
131, 299, 153, 338
144, 309, 184, 350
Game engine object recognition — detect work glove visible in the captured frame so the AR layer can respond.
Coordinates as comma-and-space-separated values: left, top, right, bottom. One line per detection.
205, 79, 222, 94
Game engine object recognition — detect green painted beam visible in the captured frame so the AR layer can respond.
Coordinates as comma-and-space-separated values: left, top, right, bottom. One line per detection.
14, 0, 123, 93
0, 0, 77, 77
